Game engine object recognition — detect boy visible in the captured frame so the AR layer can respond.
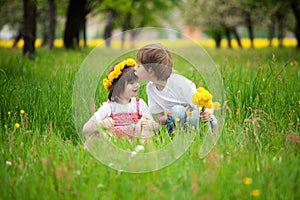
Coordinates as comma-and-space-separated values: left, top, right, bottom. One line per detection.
135, 43, 217, 131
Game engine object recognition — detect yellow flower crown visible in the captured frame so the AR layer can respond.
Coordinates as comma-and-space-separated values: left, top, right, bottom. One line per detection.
103, 58, 136, 90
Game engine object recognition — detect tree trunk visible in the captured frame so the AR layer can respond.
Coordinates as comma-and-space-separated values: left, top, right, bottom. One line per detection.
47, 0, 56, 49
121, 0, 135, 49
104, 9, 115, 48
63, 0, 86, 48
232, 27, 242, 48
130, 29, 139, 48
213, 32, 222, 49
23, 0, 37, 58
40, 8, 48, 47
268, 15, 276, 47
41, 28, 48, 46
121, 13, 132, 49
276, 11, 285, 47
225, 27, 232, 48
291, 1, 300, 49
215, 37, 221, 48
245, 11, 254, 48
12, 29, 23, 48
82, 16, 87, 47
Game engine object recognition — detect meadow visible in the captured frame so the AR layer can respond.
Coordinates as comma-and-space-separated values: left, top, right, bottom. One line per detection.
0, 45, 299, 200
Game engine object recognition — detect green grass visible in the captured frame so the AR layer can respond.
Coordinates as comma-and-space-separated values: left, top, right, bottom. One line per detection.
0, 46, 300, 200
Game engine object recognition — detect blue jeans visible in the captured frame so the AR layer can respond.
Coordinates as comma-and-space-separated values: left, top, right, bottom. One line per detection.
166, 105, 215, 133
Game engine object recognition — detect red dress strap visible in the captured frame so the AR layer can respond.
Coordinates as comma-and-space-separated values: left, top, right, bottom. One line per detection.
136, 98, 141, 118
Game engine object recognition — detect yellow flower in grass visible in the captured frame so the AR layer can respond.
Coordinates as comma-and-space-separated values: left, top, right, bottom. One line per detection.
213, 102, 221, 110
15, 123, 20, 128
8, 111, 11, 115
20, 110, 25, 114
290, 60, 297, 66
251, 189, 260, 197
243, 177, 253, 185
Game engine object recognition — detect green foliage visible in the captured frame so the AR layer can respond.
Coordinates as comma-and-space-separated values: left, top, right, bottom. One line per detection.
0, 46, 299, 199
0, 0, 22, 28
92, 0, 180, 29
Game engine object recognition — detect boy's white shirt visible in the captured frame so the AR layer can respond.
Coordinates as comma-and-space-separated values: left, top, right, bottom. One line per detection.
146, 73, 197, 114
93, 97, 151, 122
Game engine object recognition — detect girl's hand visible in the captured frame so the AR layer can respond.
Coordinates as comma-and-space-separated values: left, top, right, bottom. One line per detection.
141, 116, 158, 131
200, 108, 213, 122
100, 117, 114, 129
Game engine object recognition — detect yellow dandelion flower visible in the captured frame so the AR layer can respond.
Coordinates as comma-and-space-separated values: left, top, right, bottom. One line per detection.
213, 102, 221, 110
8, 111, 11, 115
197, 87, 208, 93
192, 87, 212, 109
206, 100, 213, 109
290, 60, 297, 66
251, 189, 260, 197
108, 72, 116, 80
103, 58, 136, 90
175, 117, 180, 122
20, 110, 25, 114
15, 123, 20, 128
243, 177, 253, 185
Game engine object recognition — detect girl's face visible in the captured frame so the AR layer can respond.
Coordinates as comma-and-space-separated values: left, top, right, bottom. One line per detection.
134, 63, 150, 81
118, 80, 140, 102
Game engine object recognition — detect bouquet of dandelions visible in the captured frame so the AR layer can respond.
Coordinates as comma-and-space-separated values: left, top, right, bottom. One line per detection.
192, 87, 220, 112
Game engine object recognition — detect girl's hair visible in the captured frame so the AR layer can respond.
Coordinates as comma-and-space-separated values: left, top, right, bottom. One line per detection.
106, 63, 138, 101
136, 43, 173, 81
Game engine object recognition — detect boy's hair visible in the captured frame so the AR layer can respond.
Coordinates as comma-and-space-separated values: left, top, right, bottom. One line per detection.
136, 43, 173, 81
106, 63, 138, 101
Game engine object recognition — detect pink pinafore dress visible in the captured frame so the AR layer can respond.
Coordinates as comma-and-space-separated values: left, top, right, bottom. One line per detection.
108, 98, 141, 138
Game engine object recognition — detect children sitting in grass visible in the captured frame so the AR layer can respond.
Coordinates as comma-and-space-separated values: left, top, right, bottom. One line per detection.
134, 43, 217, 133
83, 58, 159, 141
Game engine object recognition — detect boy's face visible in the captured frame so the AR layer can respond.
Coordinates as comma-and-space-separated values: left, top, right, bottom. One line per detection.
134, 63, 150, 81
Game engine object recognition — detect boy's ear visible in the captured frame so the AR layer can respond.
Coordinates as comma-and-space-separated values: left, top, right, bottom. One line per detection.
148, 67, 154, 74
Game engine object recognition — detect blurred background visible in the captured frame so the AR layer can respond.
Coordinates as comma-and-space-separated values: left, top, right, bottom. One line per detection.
0, 0, 299, 57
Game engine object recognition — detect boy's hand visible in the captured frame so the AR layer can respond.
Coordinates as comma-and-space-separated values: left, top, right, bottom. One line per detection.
164, 110, 172, 116
100, 117, 114, 129
200, 108, 213, 122
182, 103, 193, 112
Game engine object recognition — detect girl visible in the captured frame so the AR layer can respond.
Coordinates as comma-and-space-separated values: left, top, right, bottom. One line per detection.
83, 58, 159, 140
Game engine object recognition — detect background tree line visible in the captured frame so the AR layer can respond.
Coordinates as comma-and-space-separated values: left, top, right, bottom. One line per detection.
0, 0, 299, 58
183, 0, 300, 49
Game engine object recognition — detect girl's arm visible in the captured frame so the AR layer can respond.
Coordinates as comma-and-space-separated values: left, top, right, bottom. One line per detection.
83, 116, 114, 135
83, 102, 114, 135
82, 115, 98, 134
